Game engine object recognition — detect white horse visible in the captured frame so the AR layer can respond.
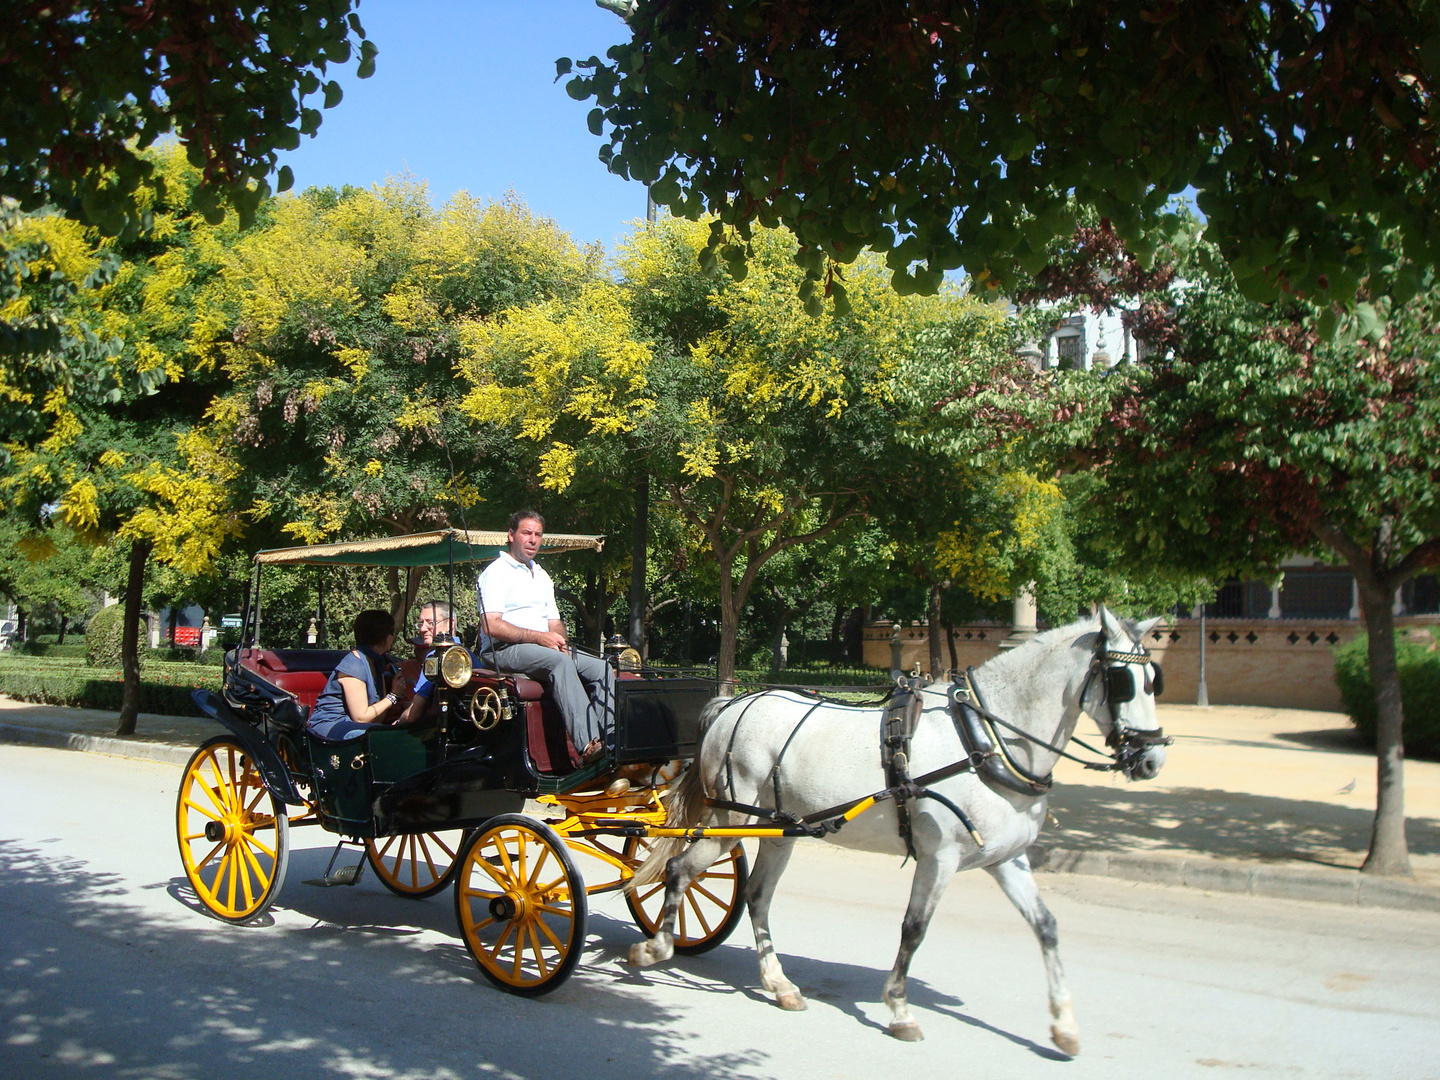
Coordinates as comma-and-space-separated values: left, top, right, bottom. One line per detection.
627, 608, 1169, 1054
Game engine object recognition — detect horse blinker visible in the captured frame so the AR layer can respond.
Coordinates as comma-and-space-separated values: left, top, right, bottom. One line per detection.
1104, 667, 1135, 703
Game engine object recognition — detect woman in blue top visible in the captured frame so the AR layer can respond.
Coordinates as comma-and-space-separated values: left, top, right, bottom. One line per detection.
308, 609, 432, 741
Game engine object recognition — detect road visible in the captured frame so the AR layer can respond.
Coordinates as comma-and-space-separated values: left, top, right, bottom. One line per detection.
2, 743, 1437, 1080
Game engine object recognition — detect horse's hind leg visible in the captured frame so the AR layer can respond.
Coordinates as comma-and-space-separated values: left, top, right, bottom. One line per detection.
882, 843, 962, 1042
627, 836, 730, 968
986, 854, 1080, 1056
747, 838, 805, 1011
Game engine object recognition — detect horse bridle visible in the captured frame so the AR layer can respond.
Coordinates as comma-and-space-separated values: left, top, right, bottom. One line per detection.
1078, 639, 1174, 773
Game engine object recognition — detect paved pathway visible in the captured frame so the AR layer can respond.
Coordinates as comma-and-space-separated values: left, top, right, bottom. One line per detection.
2, 694, 1437, 910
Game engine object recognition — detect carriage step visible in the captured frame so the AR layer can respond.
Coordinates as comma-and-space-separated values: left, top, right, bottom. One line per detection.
303, 864, 365, 888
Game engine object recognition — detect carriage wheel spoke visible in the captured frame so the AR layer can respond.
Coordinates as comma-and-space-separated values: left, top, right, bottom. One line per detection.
683, 895, 714, 936
528, 923, 550, 978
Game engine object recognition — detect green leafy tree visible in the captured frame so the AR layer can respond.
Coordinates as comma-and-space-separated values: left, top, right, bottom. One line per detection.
1083, 252, 1440, 876
1, 0, 375, 236
577, 1, 1438, 307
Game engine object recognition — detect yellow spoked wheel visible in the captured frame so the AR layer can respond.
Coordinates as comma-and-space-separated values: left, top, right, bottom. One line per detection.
176, 735, 290, 923
454, 815, 587, 996
366, 829, 468, 898
624, 838, 748, 955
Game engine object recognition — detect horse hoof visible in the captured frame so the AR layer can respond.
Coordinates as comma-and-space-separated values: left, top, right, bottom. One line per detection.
627, 942, 665, 968
889, 1022, 925, 1042
775, 990, 808, 1012
1051, 1025, 1080, 1057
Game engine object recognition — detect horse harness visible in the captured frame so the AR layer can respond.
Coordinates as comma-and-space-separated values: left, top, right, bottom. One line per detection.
704, 682, 989, 853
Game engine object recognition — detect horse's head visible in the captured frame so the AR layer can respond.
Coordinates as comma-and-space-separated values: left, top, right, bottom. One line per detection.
1078, 607, 1172, 781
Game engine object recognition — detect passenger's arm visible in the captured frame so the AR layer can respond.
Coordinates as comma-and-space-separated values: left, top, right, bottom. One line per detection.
480, 611, 567, 652
339, 675, 396, 725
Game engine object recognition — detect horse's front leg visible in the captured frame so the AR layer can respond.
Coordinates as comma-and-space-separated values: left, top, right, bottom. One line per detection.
986, 853, 1080, 1056
747, 837, 805, 1010
627, 836, 730, 968
883, 839, 963, 1041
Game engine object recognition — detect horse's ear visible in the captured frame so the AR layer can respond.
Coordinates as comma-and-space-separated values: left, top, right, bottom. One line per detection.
1136, 616, 1161, 639
1099, 605, 1124, 641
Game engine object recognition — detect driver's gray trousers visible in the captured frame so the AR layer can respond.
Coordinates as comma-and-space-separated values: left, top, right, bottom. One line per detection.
484, 644, 614, 753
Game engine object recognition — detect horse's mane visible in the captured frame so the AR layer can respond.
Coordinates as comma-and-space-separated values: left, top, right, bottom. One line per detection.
971, 612, 1100, 682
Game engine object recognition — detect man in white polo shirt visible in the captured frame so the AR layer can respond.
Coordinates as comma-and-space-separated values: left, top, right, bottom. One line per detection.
476, 510, 613, 764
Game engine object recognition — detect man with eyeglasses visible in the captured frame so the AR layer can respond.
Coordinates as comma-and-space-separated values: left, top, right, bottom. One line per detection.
397, 599, 456, 717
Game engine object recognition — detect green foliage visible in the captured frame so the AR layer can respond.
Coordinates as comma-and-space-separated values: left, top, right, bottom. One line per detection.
1334, 633, 1440, 760
0, 1, 374, 236
577, 1, 1438, 306
84, 604, 144, 669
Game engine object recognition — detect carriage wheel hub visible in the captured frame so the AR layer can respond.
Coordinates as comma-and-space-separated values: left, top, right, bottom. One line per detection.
204, 820, 226, 843
489, 891, 526, 922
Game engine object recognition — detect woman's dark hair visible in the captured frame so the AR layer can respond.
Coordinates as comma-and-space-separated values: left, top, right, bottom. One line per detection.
352, 608, 395, 648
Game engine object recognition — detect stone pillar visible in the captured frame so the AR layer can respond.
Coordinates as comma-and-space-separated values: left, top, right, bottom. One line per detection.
889, 623, 903, 675
1268, 581, 1282, 619
1001, 584, 1038, 649
1017, 340, 1043, 371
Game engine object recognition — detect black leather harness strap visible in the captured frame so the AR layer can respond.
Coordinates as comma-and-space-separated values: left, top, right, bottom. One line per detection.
881, 676, 925, 859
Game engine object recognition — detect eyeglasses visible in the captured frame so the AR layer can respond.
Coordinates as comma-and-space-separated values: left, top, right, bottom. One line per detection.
417, 618, 449, 628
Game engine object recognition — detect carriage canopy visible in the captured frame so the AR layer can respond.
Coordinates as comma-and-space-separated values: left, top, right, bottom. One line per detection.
252, 528, 605, 569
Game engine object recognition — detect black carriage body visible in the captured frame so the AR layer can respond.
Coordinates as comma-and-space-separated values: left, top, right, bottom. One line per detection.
207, 642, 716, 837
201, 528, 717, 841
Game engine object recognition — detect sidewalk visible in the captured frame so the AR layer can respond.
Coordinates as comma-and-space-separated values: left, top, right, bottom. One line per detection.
2, 694, 1438, 911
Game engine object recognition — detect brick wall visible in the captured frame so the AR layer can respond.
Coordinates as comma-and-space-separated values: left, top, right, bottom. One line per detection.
864, 616, 1440, 711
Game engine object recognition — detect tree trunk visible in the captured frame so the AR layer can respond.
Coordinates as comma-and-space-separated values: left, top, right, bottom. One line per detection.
716, 569, 740, 693
15, 607, 27, 643
57, 615, 68, 645
944, 613, 959, 674
116, 538, 151, 736
926, 581, 944, 678
1358, 583, 1411, 875
629, 471, 649, 657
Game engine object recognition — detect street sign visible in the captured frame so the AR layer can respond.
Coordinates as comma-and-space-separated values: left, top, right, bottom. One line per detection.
221, 614, 242, 629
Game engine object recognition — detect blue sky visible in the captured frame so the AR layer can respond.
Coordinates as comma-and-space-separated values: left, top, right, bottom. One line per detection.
276, 1, 645, 254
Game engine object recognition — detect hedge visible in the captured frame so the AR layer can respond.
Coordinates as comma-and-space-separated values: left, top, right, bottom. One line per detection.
0, 657, 219, 716
1333, 631, 1440, 760
86, 604, 146, 668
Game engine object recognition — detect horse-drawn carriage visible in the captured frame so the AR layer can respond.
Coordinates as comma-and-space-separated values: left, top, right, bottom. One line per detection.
177, 527, 1171, 1050
177, 528, 746, 994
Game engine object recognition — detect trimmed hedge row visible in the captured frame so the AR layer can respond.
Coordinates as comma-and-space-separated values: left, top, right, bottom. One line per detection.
86, 604, 146, 668
0, 658, 219, 716
1333, 631, 1440, 760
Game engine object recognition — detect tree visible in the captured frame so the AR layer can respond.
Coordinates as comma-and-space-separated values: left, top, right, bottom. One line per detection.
464, 215, 1026, 686
1, 148, 247, 732
202, 181, 600, 619
1, 1, 375, 236
576, 1, 1440, 307
1082, 250, 1440, 876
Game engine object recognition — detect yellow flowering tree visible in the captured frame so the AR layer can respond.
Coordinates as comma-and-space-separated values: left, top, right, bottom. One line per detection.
1, 146, 249, 732
198, 180, 597, 619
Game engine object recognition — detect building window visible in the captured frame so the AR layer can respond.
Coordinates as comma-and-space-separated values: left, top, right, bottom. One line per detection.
1279, 569, 1353, 619
1404, 574, 1440, 615
1054, 334, 1084, 369
1207, 579, 1271, 618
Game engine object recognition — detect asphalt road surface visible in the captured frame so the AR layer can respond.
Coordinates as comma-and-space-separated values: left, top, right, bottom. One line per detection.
2, 744, 1437, 1080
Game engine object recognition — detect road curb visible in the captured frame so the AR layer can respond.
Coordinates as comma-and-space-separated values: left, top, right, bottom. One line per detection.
0, 722, 196, 766
1028, 843, 1440, 913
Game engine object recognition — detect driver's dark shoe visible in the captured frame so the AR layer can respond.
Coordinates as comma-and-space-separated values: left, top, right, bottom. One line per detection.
581, 737, 605, 764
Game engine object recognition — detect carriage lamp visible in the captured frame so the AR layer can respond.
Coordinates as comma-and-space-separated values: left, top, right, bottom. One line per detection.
441, 645, 475, 688
617, 647, 642, 672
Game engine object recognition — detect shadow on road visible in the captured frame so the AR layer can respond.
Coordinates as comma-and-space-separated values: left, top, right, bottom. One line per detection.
0, 836, 1057, 1078
1046, 783, 1440, 866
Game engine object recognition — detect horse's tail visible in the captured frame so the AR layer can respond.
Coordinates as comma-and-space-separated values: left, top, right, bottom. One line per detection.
628, 695, 730, 890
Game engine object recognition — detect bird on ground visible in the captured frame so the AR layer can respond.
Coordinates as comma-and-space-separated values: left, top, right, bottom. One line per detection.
1336, 778, 1356, 794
